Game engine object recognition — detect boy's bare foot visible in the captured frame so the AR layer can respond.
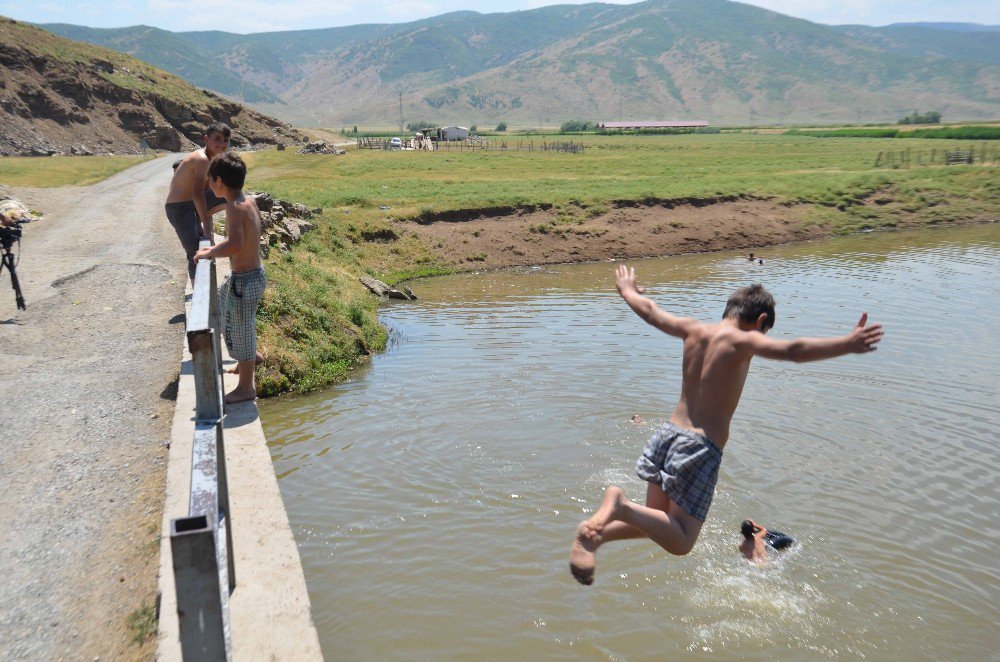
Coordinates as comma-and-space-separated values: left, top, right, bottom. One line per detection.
587, 485, 624, 531
570, 522, 601, 585
569, 486, 625, 585
224, 387, 257, 404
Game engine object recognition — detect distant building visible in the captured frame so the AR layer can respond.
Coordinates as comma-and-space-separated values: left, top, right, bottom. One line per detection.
438, 126, 470, 141
599, 121, 709, 130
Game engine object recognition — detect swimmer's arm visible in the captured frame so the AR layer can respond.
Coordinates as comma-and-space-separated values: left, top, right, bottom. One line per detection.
739, 312, 883, 362
615, 265, 698, 338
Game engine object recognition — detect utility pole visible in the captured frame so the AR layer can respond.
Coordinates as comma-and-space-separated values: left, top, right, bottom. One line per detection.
399, 92, 404, 134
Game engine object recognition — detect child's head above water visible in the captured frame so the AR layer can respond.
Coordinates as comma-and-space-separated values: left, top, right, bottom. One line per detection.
724, 283, 775, 332
741, 519, 761, 539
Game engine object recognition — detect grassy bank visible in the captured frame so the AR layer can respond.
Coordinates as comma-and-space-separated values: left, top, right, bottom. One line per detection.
0, 155, 156, 187
244, 132, 999, 396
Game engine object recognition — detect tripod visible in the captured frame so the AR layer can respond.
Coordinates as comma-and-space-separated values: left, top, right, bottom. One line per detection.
0, 228, 26, 310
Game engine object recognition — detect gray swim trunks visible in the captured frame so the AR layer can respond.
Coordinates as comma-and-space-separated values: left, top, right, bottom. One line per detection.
219, 267, 267, 362
165, 201, 203, 280
636, 423, 723, 522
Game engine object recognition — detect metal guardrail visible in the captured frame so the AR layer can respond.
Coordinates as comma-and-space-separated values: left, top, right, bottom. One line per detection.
170, 240, 236, 660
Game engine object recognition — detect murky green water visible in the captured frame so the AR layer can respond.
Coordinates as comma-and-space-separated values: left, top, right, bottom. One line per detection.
261, 225, 999, 660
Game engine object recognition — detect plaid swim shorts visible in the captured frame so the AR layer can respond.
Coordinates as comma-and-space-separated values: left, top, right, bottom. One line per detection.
635, 423, 723, 522
219, 267, 266, 362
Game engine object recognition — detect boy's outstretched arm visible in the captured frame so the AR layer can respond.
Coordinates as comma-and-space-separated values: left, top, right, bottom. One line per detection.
615, 265, 697, 338
741, 312, 884, 362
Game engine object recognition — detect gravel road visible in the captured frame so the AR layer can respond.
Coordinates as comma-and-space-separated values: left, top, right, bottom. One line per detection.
0, 155, 187, 659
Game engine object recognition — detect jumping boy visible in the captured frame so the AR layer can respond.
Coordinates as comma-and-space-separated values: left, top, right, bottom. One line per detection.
193, 152, 265, 404
569, 265, 883, 585
165, 122, 231, 281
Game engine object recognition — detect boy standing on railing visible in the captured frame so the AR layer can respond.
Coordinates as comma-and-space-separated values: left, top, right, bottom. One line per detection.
193, 152, 265, 404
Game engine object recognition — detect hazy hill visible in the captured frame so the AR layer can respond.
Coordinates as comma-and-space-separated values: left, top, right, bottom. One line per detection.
0, 18, 304, 156
41, 0, 1000, 126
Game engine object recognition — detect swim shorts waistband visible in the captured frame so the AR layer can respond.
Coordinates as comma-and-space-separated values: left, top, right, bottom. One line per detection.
659, 422, 722, 455
165, 200, 196, 210
230, 267, 265, 278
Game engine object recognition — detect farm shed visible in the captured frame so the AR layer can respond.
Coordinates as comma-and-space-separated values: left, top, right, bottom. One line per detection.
438, 126, 470, 141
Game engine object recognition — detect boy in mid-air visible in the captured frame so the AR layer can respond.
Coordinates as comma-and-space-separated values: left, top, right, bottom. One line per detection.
193, 152, 265, 404
570, 265, 883, 585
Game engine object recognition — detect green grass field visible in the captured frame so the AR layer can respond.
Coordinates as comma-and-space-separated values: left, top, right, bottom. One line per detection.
0, 155, 156, 187
246, 132, 999, 396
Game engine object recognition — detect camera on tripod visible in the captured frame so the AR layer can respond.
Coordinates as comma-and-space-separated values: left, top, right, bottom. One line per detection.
1, 216, 27, 310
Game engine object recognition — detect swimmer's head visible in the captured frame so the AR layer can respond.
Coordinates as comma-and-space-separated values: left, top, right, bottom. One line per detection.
741, 519, 757, 539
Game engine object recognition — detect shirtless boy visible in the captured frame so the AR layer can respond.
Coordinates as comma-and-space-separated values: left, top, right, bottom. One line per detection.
569, 265, 883, 585
739, 519, 768, 563
193, 152, 265, 404
165, 122, 231, 280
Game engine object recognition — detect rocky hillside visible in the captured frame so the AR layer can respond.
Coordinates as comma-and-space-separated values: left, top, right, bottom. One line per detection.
0, 18, 305, 156
42, 0, 1000, 127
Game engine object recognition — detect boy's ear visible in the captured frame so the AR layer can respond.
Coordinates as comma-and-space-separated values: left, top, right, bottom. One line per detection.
755, 312, 769, 331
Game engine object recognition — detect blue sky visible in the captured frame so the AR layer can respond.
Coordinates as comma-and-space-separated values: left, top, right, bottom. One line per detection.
1, 0, 997, 34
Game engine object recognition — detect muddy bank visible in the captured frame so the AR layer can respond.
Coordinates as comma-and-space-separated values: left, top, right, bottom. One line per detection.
392, 195, 991, 271
393, 197, 821, 270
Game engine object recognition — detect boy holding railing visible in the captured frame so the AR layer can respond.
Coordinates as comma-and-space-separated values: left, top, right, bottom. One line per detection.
193, 152, 265, 404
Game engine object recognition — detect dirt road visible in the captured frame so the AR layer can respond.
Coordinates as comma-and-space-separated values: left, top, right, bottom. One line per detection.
0, 155, 187, 659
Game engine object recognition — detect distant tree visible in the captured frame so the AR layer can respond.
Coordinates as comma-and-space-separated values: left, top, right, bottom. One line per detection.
470, 125, 478, 133
560, 120, 599, 132
899, 110, 941, 125
353, 126, 358, 134
406, 120, 437, 132
496, 122, 507, 131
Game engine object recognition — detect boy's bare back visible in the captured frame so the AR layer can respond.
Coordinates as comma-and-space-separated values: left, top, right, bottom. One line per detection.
615, 265, 882, 448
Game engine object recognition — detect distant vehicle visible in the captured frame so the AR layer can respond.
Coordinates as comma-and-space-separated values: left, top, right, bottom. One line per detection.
390, 137, 403, 150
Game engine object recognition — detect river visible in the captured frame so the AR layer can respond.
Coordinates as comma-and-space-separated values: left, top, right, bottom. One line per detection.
261, 224, 999, 660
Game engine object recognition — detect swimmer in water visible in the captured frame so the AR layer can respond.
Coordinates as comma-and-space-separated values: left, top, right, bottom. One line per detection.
739, 518, 794, 563
631, 414, 644, 425
739, 519, 768, 562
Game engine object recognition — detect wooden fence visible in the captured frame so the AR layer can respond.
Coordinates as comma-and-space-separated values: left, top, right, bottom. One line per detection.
432, 140, 585, 153
875, 144, 1000, 168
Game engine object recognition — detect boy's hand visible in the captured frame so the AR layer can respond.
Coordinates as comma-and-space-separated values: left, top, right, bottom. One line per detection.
847, 312, 884, 353
615, 265, 640, 296
193, 247, 212, 264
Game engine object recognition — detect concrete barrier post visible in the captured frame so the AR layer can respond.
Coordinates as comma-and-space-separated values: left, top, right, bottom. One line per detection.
170, 515, 232, 661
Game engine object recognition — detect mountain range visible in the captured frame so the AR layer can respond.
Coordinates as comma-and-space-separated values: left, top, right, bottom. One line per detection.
0, 18, 303, 156
38, 0, 1000, 127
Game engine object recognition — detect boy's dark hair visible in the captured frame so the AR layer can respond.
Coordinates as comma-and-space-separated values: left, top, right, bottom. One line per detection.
205, 122, 232, 139
741, 519, 755, 539
723, 283, 775, 331
208, 152, 246, 190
